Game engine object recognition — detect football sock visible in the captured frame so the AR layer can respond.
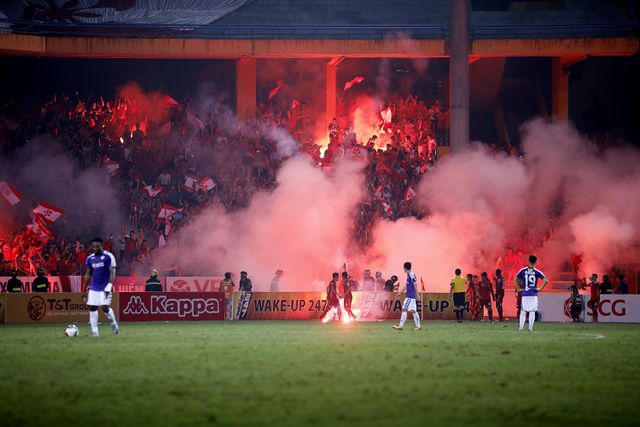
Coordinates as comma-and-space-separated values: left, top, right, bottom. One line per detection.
412, 312, 421, 328
399, 312, 408, 327
90, 311, 99, 335
528, 311, 536, 331
519, 310, 526, 330
106, 308, 118, 328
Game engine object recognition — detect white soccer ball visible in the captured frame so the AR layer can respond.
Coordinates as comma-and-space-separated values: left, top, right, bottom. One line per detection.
64, 324, 79, 337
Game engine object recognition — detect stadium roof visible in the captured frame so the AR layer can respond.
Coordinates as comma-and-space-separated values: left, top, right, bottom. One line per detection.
0, 0, 638, 40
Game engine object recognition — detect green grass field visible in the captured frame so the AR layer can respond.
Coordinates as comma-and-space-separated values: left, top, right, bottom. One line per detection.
1, 321, 639, 427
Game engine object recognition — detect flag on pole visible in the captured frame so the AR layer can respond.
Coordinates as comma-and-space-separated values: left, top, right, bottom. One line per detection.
268, 79, 284, 101
157, 205, 180, 220
143, 185, 163, 198
0, 181, 23, 206
403, 186, 417, 202
32, 202, 64, 223
184, 175, 199, 192
27, 215, 54, 241
199, 176, 216, 192
343, 76, 365, 93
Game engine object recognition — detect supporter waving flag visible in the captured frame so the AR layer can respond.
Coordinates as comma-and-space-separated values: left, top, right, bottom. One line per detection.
27, 215, 54, 241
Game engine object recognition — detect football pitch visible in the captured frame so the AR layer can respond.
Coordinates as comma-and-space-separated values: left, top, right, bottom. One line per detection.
1, 321, 639, 427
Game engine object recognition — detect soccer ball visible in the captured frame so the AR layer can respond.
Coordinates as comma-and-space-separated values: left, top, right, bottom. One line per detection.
64, 324, 79, 337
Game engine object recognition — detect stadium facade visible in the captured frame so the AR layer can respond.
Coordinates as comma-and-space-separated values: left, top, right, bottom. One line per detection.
0, 0, 638, 153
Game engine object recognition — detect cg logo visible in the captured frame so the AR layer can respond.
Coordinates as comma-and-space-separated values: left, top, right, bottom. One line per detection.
27, 296, 46, 321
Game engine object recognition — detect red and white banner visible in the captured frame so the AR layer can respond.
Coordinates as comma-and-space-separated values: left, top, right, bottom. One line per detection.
199, 176, 216, 192
0, 181, 23, 206
157, 204, 180, 220
113, 276, 166, 293
26, 215, 54, 241
184, 175, 199, 192
539, 294, 640, 323
143, 185, 163, 198
165, 276, 225, 293
119, 292, 225, 321
32, 202, 64, 223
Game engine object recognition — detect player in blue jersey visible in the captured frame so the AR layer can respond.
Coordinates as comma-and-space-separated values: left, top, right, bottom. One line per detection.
393, 262, 422, 331
83, 237, 119, 336
514, 255, 548, 332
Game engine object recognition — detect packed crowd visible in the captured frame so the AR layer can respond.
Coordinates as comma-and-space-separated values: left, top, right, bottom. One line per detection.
0, 90, 450, 276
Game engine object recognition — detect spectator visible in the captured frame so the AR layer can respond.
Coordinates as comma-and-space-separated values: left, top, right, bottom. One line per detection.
270, 269, 283, 292
384, 275, 398, 292
617, 274, 628, 294
599, 274, 613, 295
375, 271, 385, 291
145, 269, 163, 292
362, 269, 375, 291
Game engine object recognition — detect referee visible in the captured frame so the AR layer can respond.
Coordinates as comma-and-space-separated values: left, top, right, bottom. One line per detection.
449, 268, 466, 323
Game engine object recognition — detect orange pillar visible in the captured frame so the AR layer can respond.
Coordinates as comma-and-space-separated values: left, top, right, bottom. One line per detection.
326, 57, 343, 127
551, 57, 569, 121
236, 57, 256, 120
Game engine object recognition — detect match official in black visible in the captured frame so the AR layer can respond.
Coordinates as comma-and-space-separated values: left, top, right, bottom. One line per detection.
32, 268, 50, 293
145, 269, 163, 292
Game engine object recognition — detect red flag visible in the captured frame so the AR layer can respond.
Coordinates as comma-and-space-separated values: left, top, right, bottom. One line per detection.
143, 185, 163, 198
268, 79, 284, 101
289, 100, 301, 111
343, 76, 365, 93
184, 175, 199, 192
32, 202, 64, 223
403, 186, 417, 202
199, 176, 216, 192
0, 181, 23, 206
27, 215, 54, 241
157, 205, 180, 220
161, 95, 180, 107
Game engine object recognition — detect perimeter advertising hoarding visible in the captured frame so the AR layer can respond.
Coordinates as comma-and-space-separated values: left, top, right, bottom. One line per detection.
4, 292, 118, 324
539, 294, 640, 323
119, 292, 225, 321
233, 292, 475, 320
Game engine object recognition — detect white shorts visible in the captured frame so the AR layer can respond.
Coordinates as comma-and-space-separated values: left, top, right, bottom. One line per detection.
87, 289, 113, 307
521, 296, 538, 312
402, 298, 417, 312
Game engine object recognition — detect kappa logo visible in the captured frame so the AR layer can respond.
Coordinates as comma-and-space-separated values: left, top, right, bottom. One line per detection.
151, 295, 220, 318
123, 295, 149, 315
27, 296, 46, 321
